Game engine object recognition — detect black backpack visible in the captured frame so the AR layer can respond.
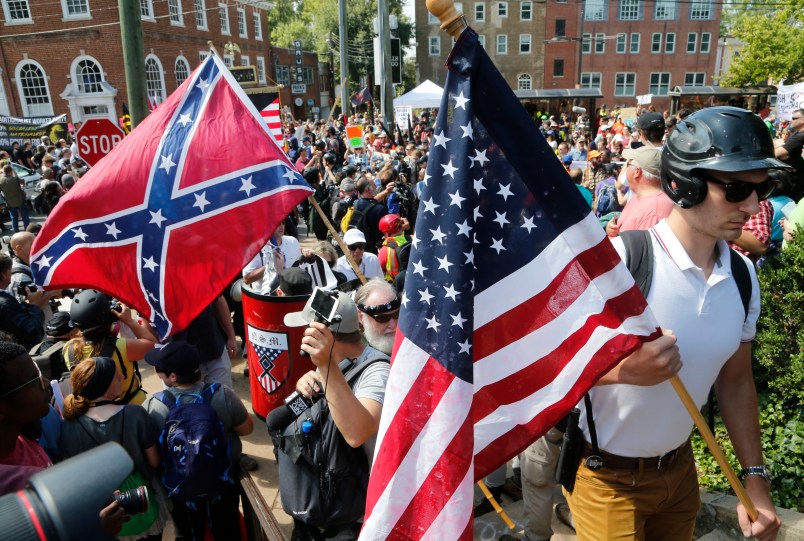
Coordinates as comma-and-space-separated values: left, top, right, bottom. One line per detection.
274, 354, 389, 529
347, 199, 378, 234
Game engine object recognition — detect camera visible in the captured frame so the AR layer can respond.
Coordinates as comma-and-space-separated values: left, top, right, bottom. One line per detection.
111, 486, 149, 516
16, 282, 37, 298
308, 287, 340, 325
0, 442, 134, 541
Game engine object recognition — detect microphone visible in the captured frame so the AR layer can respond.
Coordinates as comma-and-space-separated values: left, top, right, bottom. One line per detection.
265, 358, 354, 433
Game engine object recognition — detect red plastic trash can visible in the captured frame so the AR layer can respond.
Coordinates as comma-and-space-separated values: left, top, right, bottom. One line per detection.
241, 286, 313, 420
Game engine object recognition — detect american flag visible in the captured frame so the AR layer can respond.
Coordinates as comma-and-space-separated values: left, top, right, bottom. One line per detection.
260, 97, 283, 142
359, 28, 661, 540
30, 55, 312, 338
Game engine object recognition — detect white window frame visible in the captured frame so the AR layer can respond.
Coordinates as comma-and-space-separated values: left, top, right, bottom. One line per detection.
194, 0, 207, 29
654, 0, 677, 19
686, 32, 697, 53
168, 0, 184, 26
16, 60, 54, 116
690, 0, 712, 20
223, 54, 234, 67
649, 72, 671, 95
478, 34, 486, 48
618, 0, 640, 20
517, 73, 532, 90
428, 11, 439, 24
584, 0, 606, 21
237, 7, 247, 38
519, 34, 531, 54
61, 0, 91, 20
429, 36, 441, 55
474, 2, 485, 22
616, 33, 626, 54
581, 33, 592, 54
253, 11, 262, 40
140, 0, 154, 20
580, 72, 601, 88
684, 72, 706, 86
651, 32, 662, 53
630, 32, 640, 53
3, 0, 32, 23
219, 3, 230, 35
665, 32, 675, 53
497, 1, 507, 18
256, 56, 266, 84
0, 68, 9, 115
614, 72, 636, 96
700, 32, 711, 53
497, 34, 508, 54
240, 54, 250, 66
175, 55, 191, 86
521, 0, 532, 20
275, 65, 289, 85
145, 54, 167, 104
71, 55, 104, 94
594, 32, 605, 54
199, 50, 211, 64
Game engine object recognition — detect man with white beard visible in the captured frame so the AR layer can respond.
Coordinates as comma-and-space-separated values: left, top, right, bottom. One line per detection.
354, 279, 399, 355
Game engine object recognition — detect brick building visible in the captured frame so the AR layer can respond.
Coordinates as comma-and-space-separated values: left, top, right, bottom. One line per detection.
415, 0, 721, 113
0, 0, 322, 126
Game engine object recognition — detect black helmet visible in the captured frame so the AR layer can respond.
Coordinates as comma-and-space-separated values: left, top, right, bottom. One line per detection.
70, 289, 113, 330
662, 106, 792, 208
323, 152, 336, 164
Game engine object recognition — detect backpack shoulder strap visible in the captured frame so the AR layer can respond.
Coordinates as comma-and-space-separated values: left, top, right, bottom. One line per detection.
728, 249, 752, 322
200, 382, 222, 404
155, 389, 177, 409
343, 354, 390, 385
619, 229, 654, 299
32, 340, 67, 358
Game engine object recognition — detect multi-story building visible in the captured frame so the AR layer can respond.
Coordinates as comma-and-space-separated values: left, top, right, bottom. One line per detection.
415, 0, 721, 113
0, 0, 322, 125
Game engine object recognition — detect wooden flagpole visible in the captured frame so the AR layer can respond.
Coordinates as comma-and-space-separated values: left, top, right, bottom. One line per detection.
425, 0, 759, 524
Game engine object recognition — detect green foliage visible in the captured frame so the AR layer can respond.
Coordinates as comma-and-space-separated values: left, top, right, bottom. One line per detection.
753, 234, 804, 407
721, 0, 804, 86
263, 0, 413, 94
693, 396, 804, 511
694, 235, 804, 510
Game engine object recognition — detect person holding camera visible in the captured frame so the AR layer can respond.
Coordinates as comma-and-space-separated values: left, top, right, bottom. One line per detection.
60, 356, 167, 540
8, 232, 62, 324
0, 253, 45, 349
281, 287, 390, 540
63, 289, 158, 405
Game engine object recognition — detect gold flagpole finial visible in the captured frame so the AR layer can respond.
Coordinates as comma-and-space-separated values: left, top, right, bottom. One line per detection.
426, 0, 467, 39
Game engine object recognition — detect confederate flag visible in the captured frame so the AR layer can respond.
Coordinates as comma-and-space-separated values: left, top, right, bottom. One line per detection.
30, 55, 313, 338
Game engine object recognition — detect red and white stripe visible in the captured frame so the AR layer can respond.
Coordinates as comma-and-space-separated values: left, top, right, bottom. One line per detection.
260, 98, 283, 142
360, 213, 660, 541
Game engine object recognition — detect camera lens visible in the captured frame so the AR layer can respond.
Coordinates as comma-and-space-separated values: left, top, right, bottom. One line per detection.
113, 486, 149, 515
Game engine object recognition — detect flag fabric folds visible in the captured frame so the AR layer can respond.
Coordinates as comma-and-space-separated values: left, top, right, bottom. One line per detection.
30, 54, 313, 338
359, 28, 661, 541
257, 96, 284, 143
351, 86, 374, 107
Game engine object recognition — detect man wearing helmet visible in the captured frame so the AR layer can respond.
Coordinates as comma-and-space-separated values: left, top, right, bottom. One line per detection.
566, 107, 787, 541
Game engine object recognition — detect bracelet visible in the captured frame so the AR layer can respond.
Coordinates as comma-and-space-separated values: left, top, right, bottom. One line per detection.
739, 465, 772, 483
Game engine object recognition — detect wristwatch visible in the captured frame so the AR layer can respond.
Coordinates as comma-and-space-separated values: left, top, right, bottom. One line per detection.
739, 465, 773, 483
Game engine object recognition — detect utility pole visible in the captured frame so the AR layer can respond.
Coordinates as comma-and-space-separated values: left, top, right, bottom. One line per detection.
338, 0, 349, 122
377, 0, 393, 128
118, 0, 148, 128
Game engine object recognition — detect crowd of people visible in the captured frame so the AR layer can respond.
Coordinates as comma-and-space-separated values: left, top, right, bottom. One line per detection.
1, 101, 803, 541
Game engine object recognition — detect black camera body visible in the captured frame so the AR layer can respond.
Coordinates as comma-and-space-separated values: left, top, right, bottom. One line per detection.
16, 282, 37, 298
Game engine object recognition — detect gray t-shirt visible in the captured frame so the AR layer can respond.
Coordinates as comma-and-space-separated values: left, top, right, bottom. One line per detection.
143, 383, 249, 465
341, 346, 390, 462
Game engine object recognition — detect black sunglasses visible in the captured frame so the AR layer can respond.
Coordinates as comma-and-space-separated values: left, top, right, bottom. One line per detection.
703, 175, 777, 203
348, 243, 366, 251
369, 310, 399, 323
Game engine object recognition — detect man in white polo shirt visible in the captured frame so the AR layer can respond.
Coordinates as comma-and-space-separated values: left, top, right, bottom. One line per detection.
566, 107, 789, 541
334, 228, 384, 283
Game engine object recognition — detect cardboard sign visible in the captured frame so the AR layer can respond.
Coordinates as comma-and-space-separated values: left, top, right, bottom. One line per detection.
345, 125, 364, 148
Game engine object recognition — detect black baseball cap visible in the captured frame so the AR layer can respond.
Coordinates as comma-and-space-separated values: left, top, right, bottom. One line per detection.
144, 340, 201, 376
279, 268, 313, 296
636, 112, 665, 131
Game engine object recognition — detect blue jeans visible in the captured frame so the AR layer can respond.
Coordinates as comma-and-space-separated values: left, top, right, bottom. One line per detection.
8, 205, 29, 231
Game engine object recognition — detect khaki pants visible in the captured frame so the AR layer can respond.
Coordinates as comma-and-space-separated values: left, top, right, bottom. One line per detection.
564, 443, 700, 541
521, 427, 563, 541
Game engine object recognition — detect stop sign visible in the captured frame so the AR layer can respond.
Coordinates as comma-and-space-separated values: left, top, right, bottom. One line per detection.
76, 119, 126, 167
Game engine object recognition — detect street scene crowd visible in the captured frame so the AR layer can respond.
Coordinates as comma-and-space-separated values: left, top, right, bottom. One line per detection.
1, 99, 803, 541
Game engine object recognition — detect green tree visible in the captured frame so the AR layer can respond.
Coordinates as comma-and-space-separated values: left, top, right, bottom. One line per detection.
721, 0, 804, 86
264, 0, 413, 96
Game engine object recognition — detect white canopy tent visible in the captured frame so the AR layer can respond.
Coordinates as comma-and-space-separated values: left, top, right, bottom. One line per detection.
393, 80, 445, 109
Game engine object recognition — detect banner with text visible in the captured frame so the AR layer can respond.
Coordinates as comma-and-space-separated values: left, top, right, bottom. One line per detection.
777, 80, 804, 121
0, 114, 68, 150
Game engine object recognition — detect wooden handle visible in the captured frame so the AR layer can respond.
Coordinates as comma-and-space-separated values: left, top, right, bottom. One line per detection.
307, 196, 367, 285
426, 0, 467, 39
669, 375, 758, 521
